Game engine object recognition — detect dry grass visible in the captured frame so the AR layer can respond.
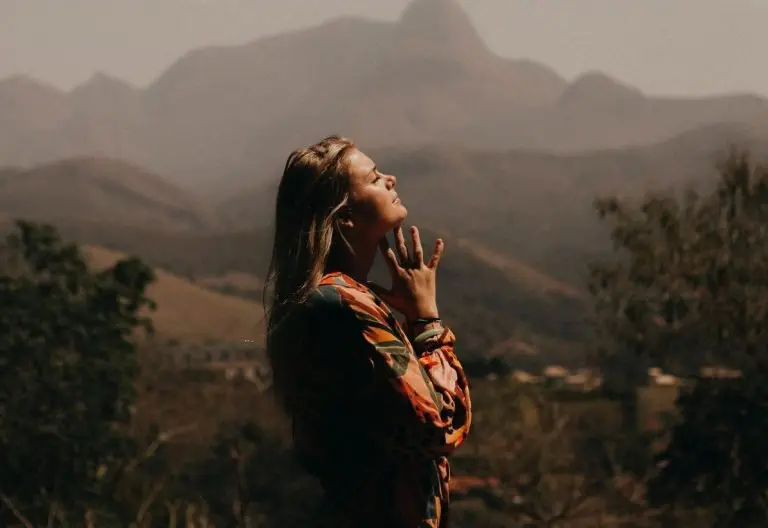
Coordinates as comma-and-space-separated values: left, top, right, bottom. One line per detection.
82, 244, 265, 343
196, 272, 264, 294
453, 236, 585, 300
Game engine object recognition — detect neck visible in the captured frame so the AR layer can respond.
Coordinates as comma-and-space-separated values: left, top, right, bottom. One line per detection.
325, 237, 378, 284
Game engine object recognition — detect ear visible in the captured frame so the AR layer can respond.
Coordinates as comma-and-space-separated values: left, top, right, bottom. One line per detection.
336, 205, 355, 230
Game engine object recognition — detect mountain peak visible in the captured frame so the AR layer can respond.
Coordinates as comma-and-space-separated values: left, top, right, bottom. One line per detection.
69, 71, 140, 109
559, 70, 645, 108
72, 72, 137, 93
395, 0, 489, 62
0, 74, 65, 96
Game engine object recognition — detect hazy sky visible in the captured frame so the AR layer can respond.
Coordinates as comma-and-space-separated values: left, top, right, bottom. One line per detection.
1, 0, 765, 97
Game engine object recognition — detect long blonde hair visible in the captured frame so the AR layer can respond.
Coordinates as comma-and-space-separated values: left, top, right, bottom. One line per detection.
264, 135, 356, 406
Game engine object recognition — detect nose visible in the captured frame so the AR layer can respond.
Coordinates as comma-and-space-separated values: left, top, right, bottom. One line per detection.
387, 174, 397, 188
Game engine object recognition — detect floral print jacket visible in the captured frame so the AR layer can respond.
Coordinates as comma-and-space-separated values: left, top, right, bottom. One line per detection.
282, 272, 472, 527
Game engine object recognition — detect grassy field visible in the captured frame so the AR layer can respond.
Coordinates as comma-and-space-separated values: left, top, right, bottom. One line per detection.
83, 244, 266, 344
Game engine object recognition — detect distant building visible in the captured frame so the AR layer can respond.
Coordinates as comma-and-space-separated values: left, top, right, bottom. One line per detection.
565, 369, 603, 391
163, 340, 265, 367
510, 370, 540, 384
543, 365, 568, 379
653, 374, 680, 386
161, 341, 272, 391
542, 365, 569, 389
647, 367, 681, 386
700, 366, 742, 379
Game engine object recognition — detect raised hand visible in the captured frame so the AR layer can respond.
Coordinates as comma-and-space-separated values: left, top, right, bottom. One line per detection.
368, 225, 444, 321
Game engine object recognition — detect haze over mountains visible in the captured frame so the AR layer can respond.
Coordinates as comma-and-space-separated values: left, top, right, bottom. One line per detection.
2, 0, 767, 196
2, 0, 767, 364
0, 157, 223, 231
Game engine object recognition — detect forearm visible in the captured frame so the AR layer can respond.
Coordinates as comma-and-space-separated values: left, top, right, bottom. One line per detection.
409, 324, 472, 453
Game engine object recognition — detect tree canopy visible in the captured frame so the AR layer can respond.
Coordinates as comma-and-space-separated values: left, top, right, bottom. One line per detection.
589, 149, 768, 382
0, 220, 156, 524
589, 150, 768, 525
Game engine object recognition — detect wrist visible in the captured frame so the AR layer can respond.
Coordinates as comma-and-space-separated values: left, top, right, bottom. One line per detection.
409, 316, 444, 350
409, 301, 439, 321
407, 301, 442, 338
410, 316, 441, 326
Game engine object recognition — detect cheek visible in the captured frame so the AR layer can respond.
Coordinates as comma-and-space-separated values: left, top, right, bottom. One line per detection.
355, 192, 389, 219
351, 190, 405, 230
376, 195, 401, 221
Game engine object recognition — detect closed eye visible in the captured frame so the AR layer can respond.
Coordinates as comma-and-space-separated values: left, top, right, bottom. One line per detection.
370, 166, 381, 183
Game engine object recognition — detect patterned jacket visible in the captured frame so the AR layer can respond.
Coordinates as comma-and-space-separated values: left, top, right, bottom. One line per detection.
281, 272, 472, 527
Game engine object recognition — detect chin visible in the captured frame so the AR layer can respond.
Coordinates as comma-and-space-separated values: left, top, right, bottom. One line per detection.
395, 206, 408, 223
381, 205, 408, 232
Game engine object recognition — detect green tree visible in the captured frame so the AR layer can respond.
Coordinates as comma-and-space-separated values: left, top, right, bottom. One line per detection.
588, 150, 768, 524
0, 220, 156, 525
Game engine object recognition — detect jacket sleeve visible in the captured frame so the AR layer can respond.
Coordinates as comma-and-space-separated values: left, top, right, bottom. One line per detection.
326, 287, 472, 460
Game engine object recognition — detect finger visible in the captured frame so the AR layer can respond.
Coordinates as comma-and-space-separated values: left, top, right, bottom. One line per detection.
394, 226, 409, 263
427, 238, 444, 269
410, 226, 424, 266
378, 237, 401, 275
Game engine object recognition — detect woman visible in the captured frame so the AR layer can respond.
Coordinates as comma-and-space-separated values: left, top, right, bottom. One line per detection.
265, 135, 472, 527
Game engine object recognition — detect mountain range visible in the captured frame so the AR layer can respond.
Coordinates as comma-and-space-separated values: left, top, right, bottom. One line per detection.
2, 123, 763, 365
223, 121, 768, 284
2, 0, 768, 199
1, 0, 767, 365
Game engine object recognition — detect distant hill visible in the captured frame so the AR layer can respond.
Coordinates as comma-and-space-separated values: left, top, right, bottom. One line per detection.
224, 122, 768, 285
378, 122, 768, 284
0, 157, 225, 231
82, 244, 265, 344
42, 220, 273, 277
450, 236, 584, 300
1, 0, 767, 197
1, 121, 758, 364
0, 216, 585, 365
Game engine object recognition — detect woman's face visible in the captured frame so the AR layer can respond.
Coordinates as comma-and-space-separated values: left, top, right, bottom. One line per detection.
343, 148, 407, 240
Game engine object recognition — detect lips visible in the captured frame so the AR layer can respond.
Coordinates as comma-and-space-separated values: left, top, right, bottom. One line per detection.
392, 194, 400, 204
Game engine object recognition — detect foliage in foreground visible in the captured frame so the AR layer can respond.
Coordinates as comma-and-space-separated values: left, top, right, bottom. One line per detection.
589, 149, 768, 526
0, 220, 155, 525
